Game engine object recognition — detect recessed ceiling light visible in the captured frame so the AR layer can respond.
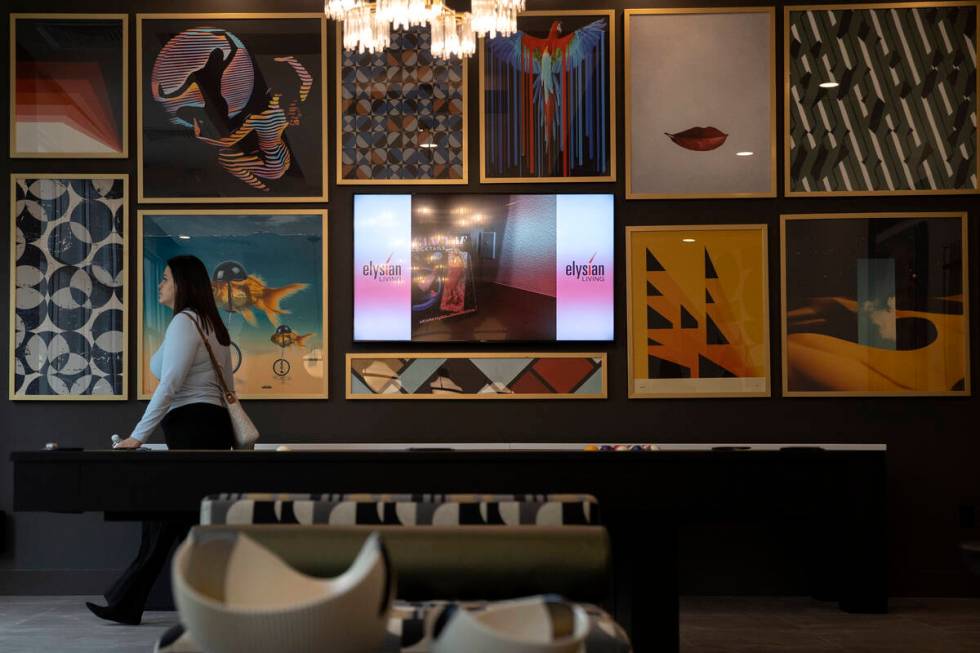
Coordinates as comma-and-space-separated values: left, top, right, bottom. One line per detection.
819, 81, 839, 88
682, 238, 696, 243
736, 151, 754, 157
178, 235, 191, 240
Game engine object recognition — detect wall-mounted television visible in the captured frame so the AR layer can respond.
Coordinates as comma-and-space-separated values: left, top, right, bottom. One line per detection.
354, 193, 614, 342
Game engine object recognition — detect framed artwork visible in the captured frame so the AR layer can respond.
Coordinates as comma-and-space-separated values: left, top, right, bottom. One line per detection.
337, 24, 467, 184
10, 174, 128, 400
10, 14, 128, 158
625, 7, 776, 199
479, 9, 616, 183
781, 213, 970, 396
139, 210, 328, 399
137, 14, 328, 203
626, 225, 771, 398
347, 353, 607, 399
785, 2, 979, 196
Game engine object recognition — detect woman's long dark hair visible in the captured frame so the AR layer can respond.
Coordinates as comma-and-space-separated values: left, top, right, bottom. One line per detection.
167, 255, 231, 346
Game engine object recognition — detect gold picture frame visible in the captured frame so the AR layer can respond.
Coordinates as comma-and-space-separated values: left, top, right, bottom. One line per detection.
10, 173, 129, 400
780, 212, 971, 396
136, 13, 329, 204
624, 7, 777, 199
335, 23, 468, 185
626, 224, 772, 398
138, 208, 329, 400
347, 352, 608, 399
10, 14, 129, 159
478, 9, 617, 184
784, 2, 980, 197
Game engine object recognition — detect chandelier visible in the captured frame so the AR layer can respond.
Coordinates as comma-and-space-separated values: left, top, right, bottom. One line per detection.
326, 0, 525, 58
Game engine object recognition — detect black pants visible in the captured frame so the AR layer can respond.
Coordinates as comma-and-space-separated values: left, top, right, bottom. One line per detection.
104, 403, 233, 614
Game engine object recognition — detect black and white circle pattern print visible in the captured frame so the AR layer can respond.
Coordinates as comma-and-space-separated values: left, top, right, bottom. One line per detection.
13, 178, 125, 397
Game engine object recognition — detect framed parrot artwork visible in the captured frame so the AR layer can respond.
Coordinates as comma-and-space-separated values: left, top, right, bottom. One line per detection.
479, 10, 616, 183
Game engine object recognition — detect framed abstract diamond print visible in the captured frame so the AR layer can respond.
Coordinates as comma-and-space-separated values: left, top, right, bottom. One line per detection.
785, 2, 979, 196
10, 174, 128, 400
337, 23, 467, 184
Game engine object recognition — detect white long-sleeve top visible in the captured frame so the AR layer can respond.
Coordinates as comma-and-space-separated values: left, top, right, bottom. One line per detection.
130, 310, 235, 442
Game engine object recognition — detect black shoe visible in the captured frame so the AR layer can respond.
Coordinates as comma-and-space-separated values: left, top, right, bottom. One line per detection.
85, 601, 142, 626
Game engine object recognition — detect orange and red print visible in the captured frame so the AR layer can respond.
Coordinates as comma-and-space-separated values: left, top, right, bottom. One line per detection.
12, 15, 126, 157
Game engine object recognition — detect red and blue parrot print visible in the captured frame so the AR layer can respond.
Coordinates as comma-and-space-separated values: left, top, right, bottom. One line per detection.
486, 18, 609, 178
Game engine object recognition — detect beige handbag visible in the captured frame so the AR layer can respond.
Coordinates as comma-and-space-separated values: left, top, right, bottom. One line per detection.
188, 315, 259, 450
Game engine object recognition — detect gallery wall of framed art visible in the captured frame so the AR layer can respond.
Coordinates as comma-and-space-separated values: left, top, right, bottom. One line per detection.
2, 0, 979, 600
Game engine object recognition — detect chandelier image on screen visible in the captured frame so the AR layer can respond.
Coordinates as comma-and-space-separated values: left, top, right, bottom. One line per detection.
354, 193, 613, 342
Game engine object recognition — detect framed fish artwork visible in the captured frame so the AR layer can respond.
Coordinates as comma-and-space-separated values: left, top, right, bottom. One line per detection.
625, 7, 776, 199
137, 14, 328, 203
10, 14, 128, 158
138, 209, 328, 400
479, 9, 616, 183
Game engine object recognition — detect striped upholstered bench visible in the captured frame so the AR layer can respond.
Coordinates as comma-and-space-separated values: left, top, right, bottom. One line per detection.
157, 493, 632, 652
200, 493, 599, 527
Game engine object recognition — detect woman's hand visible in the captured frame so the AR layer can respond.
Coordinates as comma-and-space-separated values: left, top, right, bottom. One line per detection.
113, 437, 143, 449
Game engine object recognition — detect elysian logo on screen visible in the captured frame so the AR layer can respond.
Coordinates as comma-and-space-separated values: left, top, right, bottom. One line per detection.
565, 253, 606, 282
363, 253, 402, 283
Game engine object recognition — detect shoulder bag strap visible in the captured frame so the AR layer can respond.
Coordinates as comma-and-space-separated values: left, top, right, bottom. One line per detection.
184, 312, 237, 405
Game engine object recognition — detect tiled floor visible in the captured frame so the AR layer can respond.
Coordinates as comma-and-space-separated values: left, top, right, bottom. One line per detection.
0, 595, 978, 652
681, 597, 980, 653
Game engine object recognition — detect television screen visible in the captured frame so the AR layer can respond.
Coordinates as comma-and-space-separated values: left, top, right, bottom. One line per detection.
354, 194, 614, 342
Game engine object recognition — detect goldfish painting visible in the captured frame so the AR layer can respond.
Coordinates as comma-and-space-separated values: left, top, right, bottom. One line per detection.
211, 260, 307, 327
270, 324, 311, 349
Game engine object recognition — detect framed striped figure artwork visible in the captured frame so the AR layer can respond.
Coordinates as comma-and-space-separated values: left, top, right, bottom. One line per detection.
785, 2, 979, 196
137, 14, 328, 203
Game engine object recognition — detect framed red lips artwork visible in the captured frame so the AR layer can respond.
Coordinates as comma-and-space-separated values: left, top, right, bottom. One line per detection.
625, 7, 777, 199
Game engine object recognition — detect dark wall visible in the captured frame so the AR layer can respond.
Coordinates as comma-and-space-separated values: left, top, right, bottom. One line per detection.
2, 0, 979, 598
